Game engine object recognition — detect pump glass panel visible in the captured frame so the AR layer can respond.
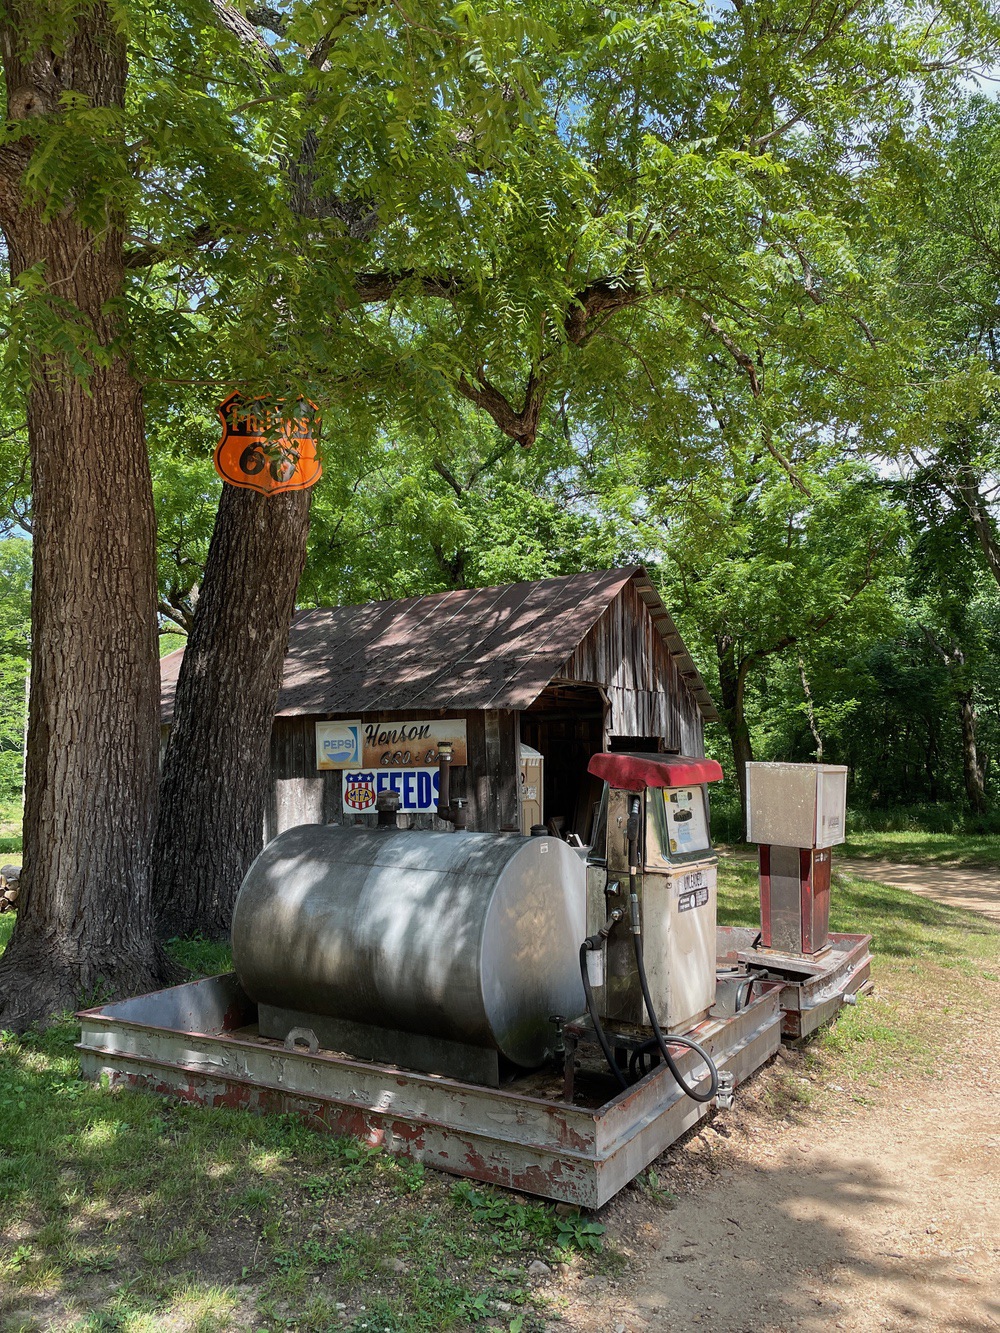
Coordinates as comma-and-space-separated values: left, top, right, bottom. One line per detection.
646, 786, 711, 866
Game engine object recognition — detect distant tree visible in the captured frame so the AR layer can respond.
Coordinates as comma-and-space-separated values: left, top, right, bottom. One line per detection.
879, 98, 1000, 591
904, 489, 995, 812
301, 412, 619, 605
600, 452, 906, 819
149, 406, 221, 637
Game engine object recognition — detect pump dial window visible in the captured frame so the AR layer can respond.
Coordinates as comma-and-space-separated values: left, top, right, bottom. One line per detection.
661, 787, 711, 858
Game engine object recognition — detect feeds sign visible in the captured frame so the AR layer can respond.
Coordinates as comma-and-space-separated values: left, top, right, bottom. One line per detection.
214, 393, 321, 495
343, 768, 441, 815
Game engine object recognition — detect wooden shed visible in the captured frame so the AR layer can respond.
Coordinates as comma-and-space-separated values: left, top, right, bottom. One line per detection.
159, 566, 718, 844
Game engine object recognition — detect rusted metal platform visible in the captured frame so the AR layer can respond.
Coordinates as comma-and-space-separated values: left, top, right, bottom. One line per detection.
717, 927, 873, 1040
77, 973, 782, 1208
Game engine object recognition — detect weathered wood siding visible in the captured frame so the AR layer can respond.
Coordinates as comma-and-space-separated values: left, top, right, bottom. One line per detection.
263, 708, 518, 843
558, 579, 705, 754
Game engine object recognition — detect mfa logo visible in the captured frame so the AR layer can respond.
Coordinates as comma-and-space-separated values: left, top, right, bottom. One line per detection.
344, 771, 377, 811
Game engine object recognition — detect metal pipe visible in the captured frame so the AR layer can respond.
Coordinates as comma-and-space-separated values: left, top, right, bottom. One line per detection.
437, 740, 453, 824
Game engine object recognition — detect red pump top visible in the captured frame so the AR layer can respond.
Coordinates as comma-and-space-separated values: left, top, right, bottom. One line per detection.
587, 752, 724, 791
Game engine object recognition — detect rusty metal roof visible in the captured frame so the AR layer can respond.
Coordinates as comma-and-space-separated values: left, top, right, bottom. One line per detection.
160, 566, 718, 722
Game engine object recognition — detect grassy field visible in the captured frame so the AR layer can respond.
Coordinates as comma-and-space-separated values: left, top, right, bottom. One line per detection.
838, 829, 1000, 869
1, 855, 998, 1331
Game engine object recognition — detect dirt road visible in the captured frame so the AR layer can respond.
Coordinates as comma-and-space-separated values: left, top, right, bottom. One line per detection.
837, 859, 1000, 924
545, 1039, 1000, 1333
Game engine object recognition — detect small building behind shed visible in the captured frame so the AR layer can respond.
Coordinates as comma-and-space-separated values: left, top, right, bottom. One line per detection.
159, 566, 718, 845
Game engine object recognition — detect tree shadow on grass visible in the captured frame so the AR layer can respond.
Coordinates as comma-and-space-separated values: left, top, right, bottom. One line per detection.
0, 1019, 559, 1332
831, 871, 999, 961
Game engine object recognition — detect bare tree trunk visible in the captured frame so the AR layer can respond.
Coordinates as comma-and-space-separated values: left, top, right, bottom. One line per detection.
154, 485, 311, 939
922, 627, 988, 816
798, 657, 823, 761
954, 473, 1000, 594
957, 690, 987, 815
0, 7, 166, 1028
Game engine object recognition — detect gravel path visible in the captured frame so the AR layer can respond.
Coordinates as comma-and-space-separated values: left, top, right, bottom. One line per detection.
537, 857, 1000, 1332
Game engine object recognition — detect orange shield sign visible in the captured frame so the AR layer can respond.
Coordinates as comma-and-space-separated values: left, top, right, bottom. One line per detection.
214, 393, 322, 495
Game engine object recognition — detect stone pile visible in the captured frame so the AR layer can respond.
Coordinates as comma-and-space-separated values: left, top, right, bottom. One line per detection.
0, 864, 20, 912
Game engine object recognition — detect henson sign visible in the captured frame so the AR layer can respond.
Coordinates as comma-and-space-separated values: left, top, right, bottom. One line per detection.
316, 719, 467, 770
214, 393, 321, 495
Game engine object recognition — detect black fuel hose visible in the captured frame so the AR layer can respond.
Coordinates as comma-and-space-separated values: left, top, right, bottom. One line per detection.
631, 926, 719, 1103
628, 1039, 659, 1083
579, 941, 628, 1093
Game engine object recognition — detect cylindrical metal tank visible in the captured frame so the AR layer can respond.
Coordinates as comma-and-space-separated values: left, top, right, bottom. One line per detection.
232, 824, 586, 1069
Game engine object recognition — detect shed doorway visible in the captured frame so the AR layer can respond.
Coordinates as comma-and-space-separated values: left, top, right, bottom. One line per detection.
520, 682, 606, 843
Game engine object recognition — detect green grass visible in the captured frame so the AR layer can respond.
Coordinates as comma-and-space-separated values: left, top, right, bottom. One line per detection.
838, 828, 1000, 869
0, 933, 602, 1331
0, 832, 22, 858
164, 933, 233, 976
159, 632, 187, 657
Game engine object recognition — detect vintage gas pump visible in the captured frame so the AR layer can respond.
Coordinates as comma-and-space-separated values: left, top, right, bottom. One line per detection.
576, 752, 726, 1099
746, 762, 848, 955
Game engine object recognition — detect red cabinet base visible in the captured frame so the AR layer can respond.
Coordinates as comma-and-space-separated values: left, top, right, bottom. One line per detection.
759, 844, 831, 955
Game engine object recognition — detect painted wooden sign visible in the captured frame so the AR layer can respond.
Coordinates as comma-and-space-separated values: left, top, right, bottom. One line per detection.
342, 768, 442, 815
214, 393, 321, 495
316, 719, 468, 770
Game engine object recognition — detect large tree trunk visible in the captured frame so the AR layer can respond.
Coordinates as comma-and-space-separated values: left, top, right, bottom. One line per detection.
154, 485, 311, 939
716, 638, 754, 831
957, 689, 987, 815
0, 8, 166, 1028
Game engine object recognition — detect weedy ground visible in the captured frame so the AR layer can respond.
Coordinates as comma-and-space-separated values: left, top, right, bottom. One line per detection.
1, 850, 998, 1332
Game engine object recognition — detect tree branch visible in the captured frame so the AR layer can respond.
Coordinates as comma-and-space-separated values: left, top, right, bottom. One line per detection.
699, 309, 811, 496
431, 458, 464, 498
209, 0, 282, 71
564, 278, 646, 344
353, 270, 463, 302
123, 223, 218, 270
701, 310, 761, 395
456, 368, 546, 447
245, 5, 287, 36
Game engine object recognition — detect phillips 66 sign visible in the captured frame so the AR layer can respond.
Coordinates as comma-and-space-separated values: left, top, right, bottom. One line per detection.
214, 393, 321, 495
